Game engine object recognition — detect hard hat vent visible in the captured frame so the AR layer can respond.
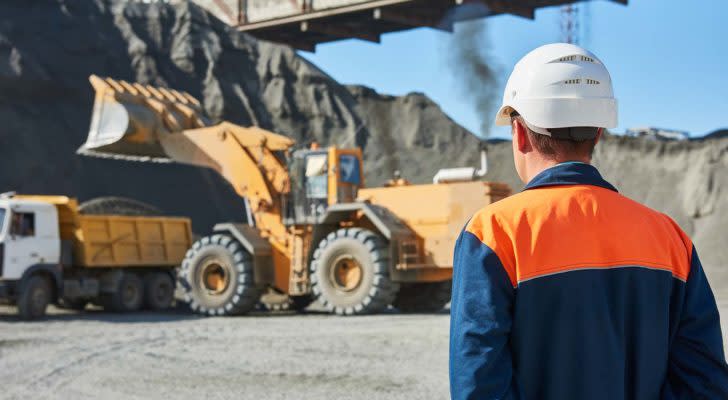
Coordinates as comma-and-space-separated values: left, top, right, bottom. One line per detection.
555, 55, 596, 63
564, 79, 580, 84
585, 79, 600, 85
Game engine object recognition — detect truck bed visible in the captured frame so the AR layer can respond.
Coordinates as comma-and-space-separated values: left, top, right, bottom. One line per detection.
74, 215, 192, 268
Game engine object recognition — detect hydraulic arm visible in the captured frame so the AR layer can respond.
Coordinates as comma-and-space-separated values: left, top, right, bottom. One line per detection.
81, 75, 293, 244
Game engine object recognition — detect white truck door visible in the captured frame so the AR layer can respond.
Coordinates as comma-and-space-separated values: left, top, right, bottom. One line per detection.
3, 203, 59, 280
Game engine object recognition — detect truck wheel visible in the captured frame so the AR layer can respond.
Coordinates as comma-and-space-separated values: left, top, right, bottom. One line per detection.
107, 272, 144, 312
393, 281, 452, 313
144, 272, 175, 311
311, 228, 399, 315
17, 275, 52, 320
180, 234, 260, 316
79, 197, 161, 216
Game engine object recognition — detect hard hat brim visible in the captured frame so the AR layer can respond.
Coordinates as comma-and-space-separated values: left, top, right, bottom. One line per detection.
494, 97, 618, 129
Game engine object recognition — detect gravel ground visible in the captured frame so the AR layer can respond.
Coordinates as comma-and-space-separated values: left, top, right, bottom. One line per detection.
0, 305, 450, 400
1, 299, 727, 400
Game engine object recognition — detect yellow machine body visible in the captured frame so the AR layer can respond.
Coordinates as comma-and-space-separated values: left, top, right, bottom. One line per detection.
359, 181, 511, 270
79, 75, 511, 303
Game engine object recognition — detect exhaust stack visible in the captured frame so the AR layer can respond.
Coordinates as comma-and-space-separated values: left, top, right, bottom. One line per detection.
432, 143, 488, 184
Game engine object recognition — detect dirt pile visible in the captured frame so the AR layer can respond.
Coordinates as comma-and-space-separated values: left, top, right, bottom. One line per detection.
0, 1, 725, 289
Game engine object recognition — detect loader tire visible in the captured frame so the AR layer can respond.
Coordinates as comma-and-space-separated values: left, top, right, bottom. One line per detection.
311, 228, 399, 315
393, 281, 452, 313
144, 272, 175, 311
106, 272, 144, 312
180, 234, 261, 316
79, 197, 161, 216
17, 275, 52, 320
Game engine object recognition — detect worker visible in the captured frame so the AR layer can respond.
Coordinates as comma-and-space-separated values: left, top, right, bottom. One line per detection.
449, 43, 728, 400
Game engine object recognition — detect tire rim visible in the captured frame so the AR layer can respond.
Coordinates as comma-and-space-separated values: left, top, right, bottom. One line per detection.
200, 259, 230, 295
329, 255, 363, 292
122, 281, 139, 306
31, 286, 46, 312
155, 281, 171, 303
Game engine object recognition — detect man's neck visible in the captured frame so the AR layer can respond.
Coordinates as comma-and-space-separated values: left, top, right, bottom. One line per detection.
525, 157, 591, 183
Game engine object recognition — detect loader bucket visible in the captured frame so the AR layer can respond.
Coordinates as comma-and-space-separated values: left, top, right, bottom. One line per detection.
79, 75, 209, 160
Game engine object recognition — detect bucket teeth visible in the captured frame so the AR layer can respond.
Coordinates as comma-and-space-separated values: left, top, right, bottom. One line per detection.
81, 75, 210, 159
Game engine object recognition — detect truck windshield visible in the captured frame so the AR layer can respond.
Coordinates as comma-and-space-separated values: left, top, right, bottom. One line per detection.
0, 208, 5, 233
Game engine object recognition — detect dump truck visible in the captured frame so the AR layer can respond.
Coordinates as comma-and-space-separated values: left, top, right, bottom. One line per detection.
0, 194, 192, 319
79, 75, 511, 316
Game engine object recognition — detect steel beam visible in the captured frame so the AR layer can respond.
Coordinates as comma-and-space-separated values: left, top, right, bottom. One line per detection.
372, 7, 453, 32
300, 21, 381, 43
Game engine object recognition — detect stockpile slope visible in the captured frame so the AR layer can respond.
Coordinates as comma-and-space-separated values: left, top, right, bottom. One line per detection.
346, 85, 484, 184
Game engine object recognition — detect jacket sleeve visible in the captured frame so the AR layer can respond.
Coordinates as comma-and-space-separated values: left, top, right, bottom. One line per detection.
450, 228, 519, 400
662, 246, 728, 399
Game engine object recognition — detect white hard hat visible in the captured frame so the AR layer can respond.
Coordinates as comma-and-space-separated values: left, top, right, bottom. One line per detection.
495, 43, 618, 135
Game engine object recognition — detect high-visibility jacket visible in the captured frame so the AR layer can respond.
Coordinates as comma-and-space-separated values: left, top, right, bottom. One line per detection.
449, 162, 728, 400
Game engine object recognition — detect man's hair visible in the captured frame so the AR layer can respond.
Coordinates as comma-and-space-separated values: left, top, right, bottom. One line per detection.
512, 115, 599, 159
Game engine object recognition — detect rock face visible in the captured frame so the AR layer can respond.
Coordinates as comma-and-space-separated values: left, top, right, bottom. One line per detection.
0, 1, 726, 288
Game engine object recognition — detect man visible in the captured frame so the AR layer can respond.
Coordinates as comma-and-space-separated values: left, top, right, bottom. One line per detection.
449, 43, 728, 400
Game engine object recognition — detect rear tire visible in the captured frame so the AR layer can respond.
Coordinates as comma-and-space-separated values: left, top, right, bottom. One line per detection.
17, 275, 51, 320
311, 228, 399, 315
180, 234, 261, 316
393, 281, 452, 313
144, 272, 175, 311
106, 272, 144, 312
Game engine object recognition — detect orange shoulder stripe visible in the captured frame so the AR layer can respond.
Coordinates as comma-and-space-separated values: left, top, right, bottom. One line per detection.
466, 186, 692, 285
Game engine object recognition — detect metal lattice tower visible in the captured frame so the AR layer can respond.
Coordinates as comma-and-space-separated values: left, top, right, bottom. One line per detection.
561, 3, 579, 45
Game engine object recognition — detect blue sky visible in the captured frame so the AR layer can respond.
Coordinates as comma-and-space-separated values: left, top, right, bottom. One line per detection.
300, 0, 728, 139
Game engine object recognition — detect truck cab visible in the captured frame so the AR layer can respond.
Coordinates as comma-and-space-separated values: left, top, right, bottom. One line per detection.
0, 196, 61, 282
0, 195, 62, 318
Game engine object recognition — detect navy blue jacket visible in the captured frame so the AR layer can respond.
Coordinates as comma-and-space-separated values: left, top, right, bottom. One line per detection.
450, 162, 728, 399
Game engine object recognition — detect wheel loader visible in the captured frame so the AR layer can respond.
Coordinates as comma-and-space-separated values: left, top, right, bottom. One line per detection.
78, 75, 511, 316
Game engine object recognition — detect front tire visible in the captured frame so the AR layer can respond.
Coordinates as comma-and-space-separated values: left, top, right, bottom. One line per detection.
17, 275, 52, 320
311, 228, 399, 315
180, 234, 261, 316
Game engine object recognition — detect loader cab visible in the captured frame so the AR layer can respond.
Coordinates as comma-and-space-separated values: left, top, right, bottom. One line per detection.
0, 198, 60, 280
285, 146, 364, 225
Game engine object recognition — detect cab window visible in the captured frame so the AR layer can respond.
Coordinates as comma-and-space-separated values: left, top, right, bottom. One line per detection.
11, 212, 35, 237
305, 154, 328, 199
339, 155, 361, 185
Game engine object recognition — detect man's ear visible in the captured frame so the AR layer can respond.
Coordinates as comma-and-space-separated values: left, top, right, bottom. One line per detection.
595, 128, 603, 144
512, 119, 531, 154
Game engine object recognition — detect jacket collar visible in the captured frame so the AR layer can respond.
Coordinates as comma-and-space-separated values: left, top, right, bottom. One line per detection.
524, 162, 618, 192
